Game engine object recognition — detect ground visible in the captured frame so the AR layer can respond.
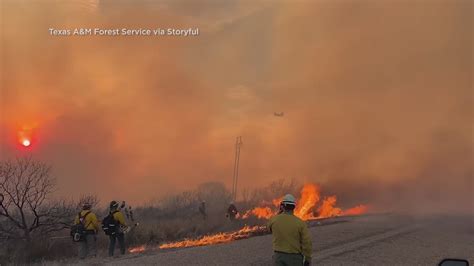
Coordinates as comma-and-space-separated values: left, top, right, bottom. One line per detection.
52, 214, 473, 265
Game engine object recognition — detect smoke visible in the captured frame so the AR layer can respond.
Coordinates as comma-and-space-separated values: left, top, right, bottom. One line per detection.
0, 0, 472, 212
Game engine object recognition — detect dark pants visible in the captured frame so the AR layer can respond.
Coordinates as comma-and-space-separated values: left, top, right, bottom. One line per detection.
109, 233, 125, 256
78, 233, 97, 259
273, 252, 304, 266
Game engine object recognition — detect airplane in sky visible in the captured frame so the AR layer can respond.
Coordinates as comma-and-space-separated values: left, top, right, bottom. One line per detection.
274, 112, 284, 117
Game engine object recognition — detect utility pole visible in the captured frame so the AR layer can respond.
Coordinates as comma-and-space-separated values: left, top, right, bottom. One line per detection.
232, 136, 243, 201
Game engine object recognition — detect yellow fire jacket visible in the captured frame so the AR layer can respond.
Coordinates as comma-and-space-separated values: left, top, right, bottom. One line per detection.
112, 210, 127, 226
267, 212, 312, 259
74, 210, 100, 232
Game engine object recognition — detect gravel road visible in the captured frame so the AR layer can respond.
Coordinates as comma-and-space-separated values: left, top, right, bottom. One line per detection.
63, 214, 473, 265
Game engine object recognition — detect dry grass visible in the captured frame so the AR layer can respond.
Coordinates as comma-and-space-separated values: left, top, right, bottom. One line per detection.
0, 179, 299, 264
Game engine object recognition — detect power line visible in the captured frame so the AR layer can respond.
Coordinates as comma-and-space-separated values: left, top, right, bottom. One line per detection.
232, 136, 242, 201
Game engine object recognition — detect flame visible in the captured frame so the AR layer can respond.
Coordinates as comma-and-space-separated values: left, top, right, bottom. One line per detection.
241, 183, 368, 221
239, 198, 282, 219
139, 183, 369, 251
272, 197, 283, 207
241, 207, 274, 219
342, 204, 369, 216
294, 183, 320, 220
159, 225, 266, 249
317, 196, 342, 218
129, 245, 146, 254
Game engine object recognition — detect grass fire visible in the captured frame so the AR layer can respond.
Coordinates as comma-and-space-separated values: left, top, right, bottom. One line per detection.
158, 225, 267, 249
240, 183, 368, 221
1, 0, 470, 264
129, 183, 368, 254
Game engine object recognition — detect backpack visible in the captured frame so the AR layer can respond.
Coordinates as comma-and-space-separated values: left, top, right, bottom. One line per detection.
70, 211, 91, 242
102, 211, 119, 236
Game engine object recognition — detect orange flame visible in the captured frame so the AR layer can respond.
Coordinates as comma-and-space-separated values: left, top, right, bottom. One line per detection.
245, 207, 274, 219
159, 225, 266, 249
145, 183, 369, 251
317, 196, 342, 218
294, 183, 320, 220
342, 204, 369, 216
272, 197, 283, 207
241, 183, 368, 221
129, 245, 146, 253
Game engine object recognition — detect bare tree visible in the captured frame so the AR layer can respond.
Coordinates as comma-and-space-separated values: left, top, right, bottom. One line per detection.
76, 194, 100, 210
0, 157, 71, 242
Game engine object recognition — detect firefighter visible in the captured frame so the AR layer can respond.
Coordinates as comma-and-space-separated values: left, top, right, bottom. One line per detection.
267, 194, 312, 266
108, 200, 128, 256
227, 201, 238, 220
73, 202, 99, 259
199, 200, 207, 220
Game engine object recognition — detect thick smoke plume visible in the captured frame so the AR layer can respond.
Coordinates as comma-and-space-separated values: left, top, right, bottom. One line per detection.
1, 0, 471, 213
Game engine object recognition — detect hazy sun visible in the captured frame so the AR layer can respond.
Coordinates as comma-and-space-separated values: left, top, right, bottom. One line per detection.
22, 139, 31, 147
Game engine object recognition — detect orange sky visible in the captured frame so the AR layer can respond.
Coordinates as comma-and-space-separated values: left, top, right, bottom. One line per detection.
0, 0, 472, 211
